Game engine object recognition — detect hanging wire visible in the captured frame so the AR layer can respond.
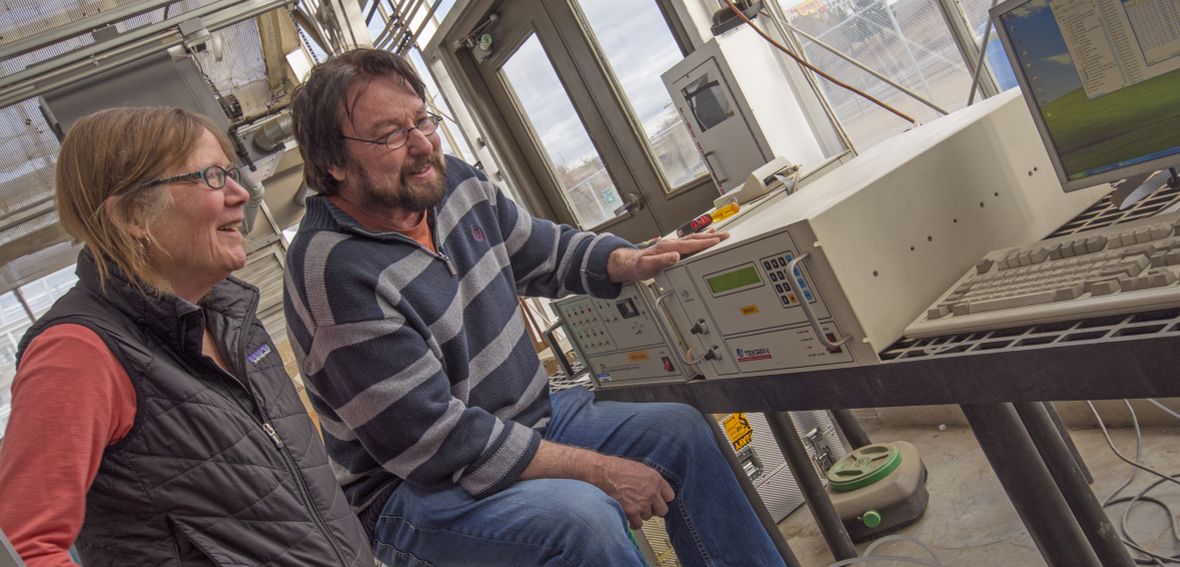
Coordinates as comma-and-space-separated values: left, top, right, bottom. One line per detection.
722, 0, 917, 124
1088, 400, 1180, 564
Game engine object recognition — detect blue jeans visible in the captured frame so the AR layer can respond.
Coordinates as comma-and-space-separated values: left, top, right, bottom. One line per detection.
371, 387, 785, 567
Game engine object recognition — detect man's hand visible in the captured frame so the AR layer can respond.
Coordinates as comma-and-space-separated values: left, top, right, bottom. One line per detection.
608, 229, 730, 282
589, 454, 676, 529
522, 441, 675, 529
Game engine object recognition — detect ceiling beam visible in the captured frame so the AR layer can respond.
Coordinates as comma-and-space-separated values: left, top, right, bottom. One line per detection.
0, 224, 72, 269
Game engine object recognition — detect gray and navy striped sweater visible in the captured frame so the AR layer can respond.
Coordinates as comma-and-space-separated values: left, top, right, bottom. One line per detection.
284, 156, 632, 527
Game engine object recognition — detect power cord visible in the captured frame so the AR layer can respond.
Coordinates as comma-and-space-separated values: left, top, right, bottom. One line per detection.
1087, 400, 1180, 564
826, 534, 948, 566
721, 0, 917, 125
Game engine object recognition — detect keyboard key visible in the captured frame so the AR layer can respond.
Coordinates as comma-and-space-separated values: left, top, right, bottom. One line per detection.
1089, 280, 1121, 295
1123, 269, 1179, 291
927, 306, 950, 320
1119, 243, 1156, 257
1053, 284, 1083, 301
976, 258, 994, 274
1150, 269, 1178, 286
1030, 248, 1050, 264
1083, 276, 1120, 292
965, 290, 1058, 314
1099, 256, 1150, 278
1086, 236, 1108, 253
1150, 224, 1173, 240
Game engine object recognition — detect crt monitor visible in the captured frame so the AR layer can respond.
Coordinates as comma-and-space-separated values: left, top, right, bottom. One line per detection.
990, 0, 1180, 192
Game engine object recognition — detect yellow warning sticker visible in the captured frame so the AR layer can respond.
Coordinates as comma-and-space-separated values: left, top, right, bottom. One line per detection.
722, 413, 753, 451
627, 351, 650, 362
740, 305, 760, 315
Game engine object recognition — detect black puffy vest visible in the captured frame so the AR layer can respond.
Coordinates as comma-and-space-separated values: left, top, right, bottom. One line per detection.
17, 252, 373, 566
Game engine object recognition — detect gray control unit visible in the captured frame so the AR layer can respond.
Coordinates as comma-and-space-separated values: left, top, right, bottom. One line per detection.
550, 283, 695, 388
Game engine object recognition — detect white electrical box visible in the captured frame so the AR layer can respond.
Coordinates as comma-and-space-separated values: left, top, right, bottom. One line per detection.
663, 23, 828, 193
550, 283, 695, 388
650, 91, 1109, 379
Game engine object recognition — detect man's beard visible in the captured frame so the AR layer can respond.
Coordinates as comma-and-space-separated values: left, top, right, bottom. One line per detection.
349, 152, 447, 211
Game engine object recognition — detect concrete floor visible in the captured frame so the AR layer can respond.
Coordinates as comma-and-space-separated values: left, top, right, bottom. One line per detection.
777, 423, 1180, 566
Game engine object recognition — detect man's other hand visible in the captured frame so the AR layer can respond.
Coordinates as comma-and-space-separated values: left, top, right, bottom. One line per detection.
608, 229, 729, 282
591, 455, 676, 530
521, 441, 675, 529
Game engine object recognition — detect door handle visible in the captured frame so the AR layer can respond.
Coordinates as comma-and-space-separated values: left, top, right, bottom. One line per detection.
613, 192, 644, 216
702, 151, 727, 184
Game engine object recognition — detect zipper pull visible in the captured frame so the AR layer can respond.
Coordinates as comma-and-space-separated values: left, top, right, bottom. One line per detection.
262, 422, 284, 448
438, 252, 457, 276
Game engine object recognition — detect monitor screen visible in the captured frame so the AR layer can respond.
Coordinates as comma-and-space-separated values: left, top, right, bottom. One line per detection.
991, 0, 1180, 191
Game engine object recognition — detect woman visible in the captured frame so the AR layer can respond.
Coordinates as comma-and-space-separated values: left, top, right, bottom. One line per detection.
0, 107, 373, 566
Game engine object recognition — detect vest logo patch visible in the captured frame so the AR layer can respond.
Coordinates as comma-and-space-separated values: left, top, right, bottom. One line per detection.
248, 344, 272, 364
472, 226, 486, 242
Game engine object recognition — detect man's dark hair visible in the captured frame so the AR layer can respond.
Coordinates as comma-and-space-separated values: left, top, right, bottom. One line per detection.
291, 48, 428, 196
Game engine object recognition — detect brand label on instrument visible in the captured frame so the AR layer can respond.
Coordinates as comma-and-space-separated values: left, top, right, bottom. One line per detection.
735, 347, 772, 362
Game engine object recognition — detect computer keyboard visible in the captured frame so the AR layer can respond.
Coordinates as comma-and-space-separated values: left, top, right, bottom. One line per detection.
906, 211, 1180, 338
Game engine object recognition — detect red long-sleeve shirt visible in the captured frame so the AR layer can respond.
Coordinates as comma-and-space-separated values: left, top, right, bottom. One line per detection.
0, 324, 136, 566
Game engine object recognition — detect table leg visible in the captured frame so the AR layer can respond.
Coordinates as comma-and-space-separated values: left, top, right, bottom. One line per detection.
1014, 402, 1133, 567
706, 412, 802, 567
830, 409, 872, 449
765, 412, 858, 561
1044, 402, 1093, 484
960, 403, 1101, 567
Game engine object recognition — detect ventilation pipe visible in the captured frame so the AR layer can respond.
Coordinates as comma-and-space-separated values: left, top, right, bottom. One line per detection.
241, 176, 265, 234
251, 111, 293, 153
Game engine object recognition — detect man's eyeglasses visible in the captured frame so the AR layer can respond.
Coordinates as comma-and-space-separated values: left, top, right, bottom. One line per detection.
140, 165, 242, 190
342, 113, 444, 150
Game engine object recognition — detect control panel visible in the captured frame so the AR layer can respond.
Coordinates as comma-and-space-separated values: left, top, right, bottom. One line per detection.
654, 230, 863, 380
551, 283, 696, 388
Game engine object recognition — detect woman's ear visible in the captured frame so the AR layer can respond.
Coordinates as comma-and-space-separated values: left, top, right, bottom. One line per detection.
103, 194, 148, 239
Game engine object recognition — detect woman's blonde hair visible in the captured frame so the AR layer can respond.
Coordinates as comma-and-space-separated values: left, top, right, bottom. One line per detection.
55, 107, 234, 294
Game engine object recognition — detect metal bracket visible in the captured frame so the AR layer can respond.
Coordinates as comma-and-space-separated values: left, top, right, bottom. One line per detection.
541, 321, 577, 378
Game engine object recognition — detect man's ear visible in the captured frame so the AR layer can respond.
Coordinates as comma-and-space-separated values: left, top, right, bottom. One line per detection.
328, 162, 347, 183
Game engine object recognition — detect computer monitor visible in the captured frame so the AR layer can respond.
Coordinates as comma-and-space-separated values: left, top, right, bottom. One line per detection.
990, 0, 1180, 193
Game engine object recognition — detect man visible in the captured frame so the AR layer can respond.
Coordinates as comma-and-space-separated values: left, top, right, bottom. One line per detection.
285, 48, 785, 566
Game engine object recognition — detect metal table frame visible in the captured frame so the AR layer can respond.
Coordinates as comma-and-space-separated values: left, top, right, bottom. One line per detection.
594, 334, 1180, 566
